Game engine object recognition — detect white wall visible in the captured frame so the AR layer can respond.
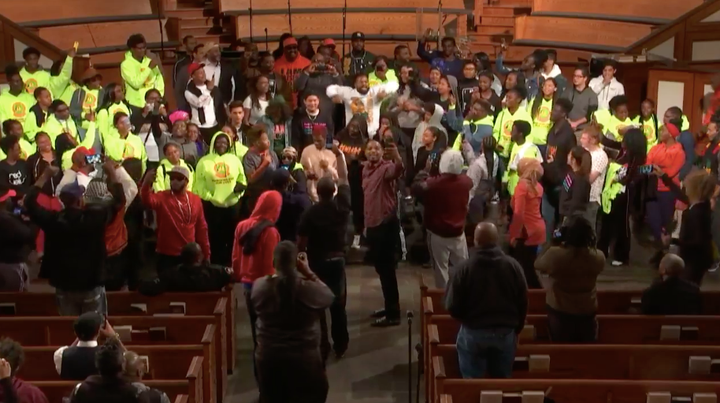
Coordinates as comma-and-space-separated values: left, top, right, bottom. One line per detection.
649, 37, 676, 60
692, 40, 720, 61
657, 80, 685, 117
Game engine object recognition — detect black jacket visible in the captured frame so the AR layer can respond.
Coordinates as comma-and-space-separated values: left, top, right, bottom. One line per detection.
25, 184, 124, 291
642, 276, 702, 315
0, 211, 35, 264
291, 108, 335, 151
138, 262, 233, 296
543, 119, 576, 189
445, 246, 528, 333
559, 171, 590, 218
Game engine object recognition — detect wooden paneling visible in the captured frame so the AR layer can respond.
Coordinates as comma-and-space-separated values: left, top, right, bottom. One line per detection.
647, 69, 695, 121
235, 13, 445, 39
220, 0, 464, 12
514, 15, 652, 48
532, 0, 701, 20
3, 0, 153, 23
38, 21, 168, 52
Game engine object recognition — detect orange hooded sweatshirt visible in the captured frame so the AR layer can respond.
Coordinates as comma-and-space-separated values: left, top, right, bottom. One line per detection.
232, 190, 282, 284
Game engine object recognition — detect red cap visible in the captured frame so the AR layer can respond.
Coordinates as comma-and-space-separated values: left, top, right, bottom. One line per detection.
73, 146, 96, 158
188, 62, 204, 76
666, 122, 681, 138
322, 38, 336, 47
283, 37, 298, 47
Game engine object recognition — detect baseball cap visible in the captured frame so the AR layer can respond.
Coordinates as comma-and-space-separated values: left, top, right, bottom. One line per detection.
60, 181, 87, 199
283, 37, 298, 47
351, 32, 365, 41
74, 311, 103, 340
168, 166, 190, 181
72, 146, 96, 161
322, 38, 336, 47
188, 62, 204, 76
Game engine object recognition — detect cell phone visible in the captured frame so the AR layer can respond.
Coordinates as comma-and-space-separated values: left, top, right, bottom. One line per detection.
638, 164, 653, 174
152, 103, 161, 116
552, 229, 563, 240
86, 154, 102, 165
383, 136, 394, 147
13, 207, 22, 216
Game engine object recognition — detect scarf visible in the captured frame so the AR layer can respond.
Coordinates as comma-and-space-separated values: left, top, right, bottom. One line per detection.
187, 81, 209, 125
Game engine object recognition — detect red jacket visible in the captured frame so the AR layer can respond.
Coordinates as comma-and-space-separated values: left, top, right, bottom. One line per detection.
420, 173, 473, 238
141, 183, 211, 259
233, 191, 282, 284
509, 179, 546, 246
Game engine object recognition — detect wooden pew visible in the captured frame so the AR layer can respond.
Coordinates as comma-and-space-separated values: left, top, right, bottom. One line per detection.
428, 343, 720, 401
0, 288, 237, 375
20, 337, 216, 403
435, 379, 720, 403
0, 309, 227, 403
419, 285, 720, 316
428, 314, 720, 345
33, 356, 203, 403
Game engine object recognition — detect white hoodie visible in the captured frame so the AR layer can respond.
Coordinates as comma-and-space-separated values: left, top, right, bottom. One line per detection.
541, 64, 563, 80
589, 76, 625, 110
412, 104, 447, 163
327, 81, 399, 138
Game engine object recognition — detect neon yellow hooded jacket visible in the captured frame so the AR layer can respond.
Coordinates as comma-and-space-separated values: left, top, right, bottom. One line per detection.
193, 131, 247, 207
96, 102, 133, 143
60, 121, 97, 170
0, 91, 35, 131
120, 51, 165, 108
20, 55, 73, 98
154, 158, 194, 192
42, 114, 79, 146
104, 129, 148, 173
493, 107, 532, 158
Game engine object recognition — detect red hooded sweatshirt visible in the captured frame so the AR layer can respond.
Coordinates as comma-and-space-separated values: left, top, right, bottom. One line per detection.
233, 190, 282, 284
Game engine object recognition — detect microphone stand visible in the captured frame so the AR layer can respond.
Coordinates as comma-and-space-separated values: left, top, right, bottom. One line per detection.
288, 0, 293, 35
436, 0, 442, 49
265, 28, 269, 50
249, 0, 254, 43
342, 0, 347, 60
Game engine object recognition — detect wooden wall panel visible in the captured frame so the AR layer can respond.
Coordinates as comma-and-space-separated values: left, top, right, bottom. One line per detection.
235, 13, 444, 39
532, 0, 701, 20
514, 15, 652, 48
220, 0, 464, 12
38, 21, 168, 52
3, 0, 153, 23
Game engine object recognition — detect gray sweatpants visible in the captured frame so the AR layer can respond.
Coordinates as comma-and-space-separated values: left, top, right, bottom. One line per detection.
427, 231, 469, 288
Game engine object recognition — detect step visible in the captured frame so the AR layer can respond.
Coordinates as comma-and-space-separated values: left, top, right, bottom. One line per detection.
177, 0, 207, 7
165, 7, 213, 19
481, 16, 515, 26
179, 17, 215, 29
470, 32, 513, 43
475, 24, 514, 34
181, 25, 227, 36
192, 33, 236, 45
482, 6, 516, 17
488, 0, 531, 7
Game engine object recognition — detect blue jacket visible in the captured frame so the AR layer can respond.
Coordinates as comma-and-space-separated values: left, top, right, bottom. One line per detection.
417, 41, 464, 78
677, 130, 696, 181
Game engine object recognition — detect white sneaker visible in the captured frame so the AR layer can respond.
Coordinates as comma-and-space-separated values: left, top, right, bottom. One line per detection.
351, 235, 361, 249
611, 260, 624, 267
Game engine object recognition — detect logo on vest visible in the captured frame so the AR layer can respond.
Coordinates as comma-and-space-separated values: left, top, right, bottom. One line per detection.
11, 102, 26, 118
643, 123, 654, 141
502, 120, 513, 139
122, 143, 135, 159
25, 78, 38, 93
536, 105, 550, 123
213, 162, 230, 179
83, 93, 97, 109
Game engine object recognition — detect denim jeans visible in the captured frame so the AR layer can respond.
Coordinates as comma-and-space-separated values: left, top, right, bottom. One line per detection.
55, 286, 107, 316
456, 325, 517, 378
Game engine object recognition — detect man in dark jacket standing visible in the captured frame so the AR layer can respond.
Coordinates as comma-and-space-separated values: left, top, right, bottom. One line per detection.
542, 98, 576, 241
25, 161, 125, 316
0, 184, 35, 291
445, 222, 528, 379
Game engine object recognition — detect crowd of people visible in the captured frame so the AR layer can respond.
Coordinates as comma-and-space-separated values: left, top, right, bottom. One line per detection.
0, 27, 720, 402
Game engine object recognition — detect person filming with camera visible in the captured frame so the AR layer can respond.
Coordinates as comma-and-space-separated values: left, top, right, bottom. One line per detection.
295, 53, 343, 113
534, 215, 605, 343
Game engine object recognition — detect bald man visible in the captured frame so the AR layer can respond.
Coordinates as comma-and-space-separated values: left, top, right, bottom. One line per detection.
641, 253, 702, 315
445, 222, 528, 379
123, 351, 172, 403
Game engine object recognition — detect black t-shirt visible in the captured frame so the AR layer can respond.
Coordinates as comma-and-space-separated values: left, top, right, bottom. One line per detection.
0, 159, 30, 198
298, 184, 351, 262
